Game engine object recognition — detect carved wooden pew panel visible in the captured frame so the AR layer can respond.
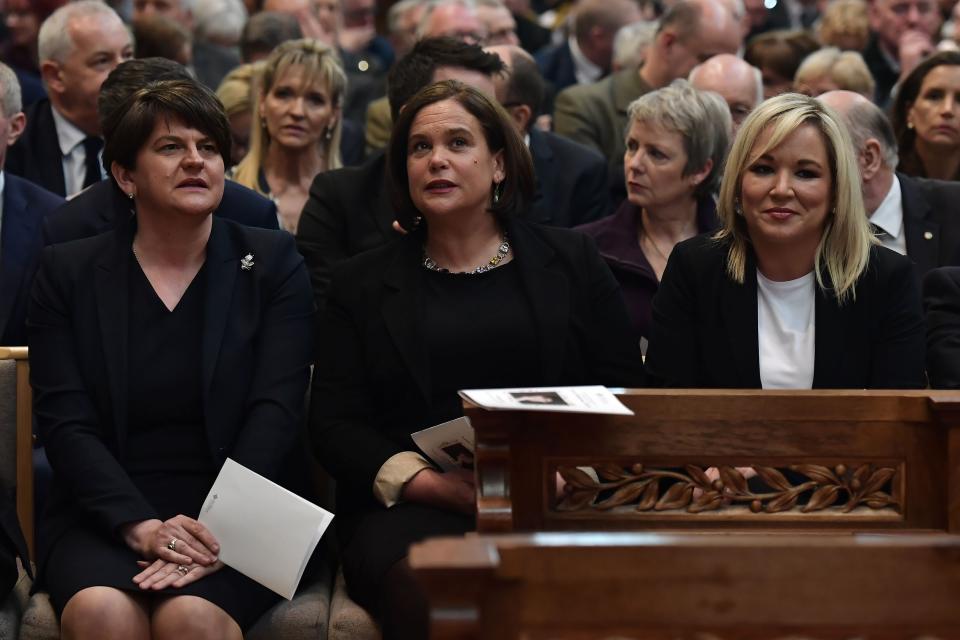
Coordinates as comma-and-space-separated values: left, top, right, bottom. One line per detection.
468, 390, 960, 533
410, 532, 960, 639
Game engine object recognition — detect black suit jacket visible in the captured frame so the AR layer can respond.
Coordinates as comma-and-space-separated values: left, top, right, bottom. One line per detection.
296, 151, 400, 314
309, 218, 645, 536
645, 234, 926, 389
528, 128, 609, 227
923, 267, 960, 389
42, 180, 279, 246
0, 173, 64, 345
898, 173, 960, 279
28, 218, 314, 565
6, 100, 67, 197
862, 34, 899, 108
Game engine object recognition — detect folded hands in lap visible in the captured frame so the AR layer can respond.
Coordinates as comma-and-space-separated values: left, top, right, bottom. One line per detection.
121, 515, 223, 590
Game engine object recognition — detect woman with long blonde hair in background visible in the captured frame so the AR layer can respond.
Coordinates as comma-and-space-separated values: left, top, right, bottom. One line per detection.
231, 38, 347, 233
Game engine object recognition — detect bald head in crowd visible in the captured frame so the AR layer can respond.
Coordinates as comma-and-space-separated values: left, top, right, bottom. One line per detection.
817, 89, 899, 215
641, 0, 743, 89
689, 53, 762, 133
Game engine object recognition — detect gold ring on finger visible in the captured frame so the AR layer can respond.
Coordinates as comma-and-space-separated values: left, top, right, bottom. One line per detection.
177, 565, 189, 576
167, 538, 179, 552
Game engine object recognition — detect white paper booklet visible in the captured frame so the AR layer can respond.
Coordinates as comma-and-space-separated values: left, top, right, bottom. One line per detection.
458, 385, 634, 415
198, 458, 334, 600
411, 416, 475, 472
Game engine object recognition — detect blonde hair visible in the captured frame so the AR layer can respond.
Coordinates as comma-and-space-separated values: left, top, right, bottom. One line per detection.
715, 93, 874, 304
216, 62, 262, 118
232, 39, 346, 195
795, 47, 875, 99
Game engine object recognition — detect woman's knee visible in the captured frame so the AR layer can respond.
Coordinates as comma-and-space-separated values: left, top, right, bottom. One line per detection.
152, 595, 242, 640
60, 587, 149, 640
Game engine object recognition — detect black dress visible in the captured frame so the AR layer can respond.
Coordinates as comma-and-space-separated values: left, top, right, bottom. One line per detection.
43, 254, 277, 629
340, 261, 541, 608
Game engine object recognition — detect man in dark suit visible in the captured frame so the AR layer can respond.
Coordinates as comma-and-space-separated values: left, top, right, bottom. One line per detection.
488, 44, 609, 226
296, 38, 505, 312
6, 2, 133, 198
43, 58, 279, 246
820, 91, 960, 281
0, 62, 65, 347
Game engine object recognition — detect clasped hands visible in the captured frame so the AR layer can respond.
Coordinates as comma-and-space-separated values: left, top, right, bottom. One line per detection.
121, 515, 223, 591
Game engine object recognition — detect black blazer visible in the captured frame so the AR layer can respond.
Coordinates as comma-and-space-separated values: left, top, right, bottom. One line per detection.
899, 173, 960, 279
6, 100, 66, 197
923, 267, 960, 389
296, 151, 398, 314
528, 128, 610, 227
28, 218, 314, 565
0, 173, 64, 345
645, 234, 926, 389
42, 180, 279, 246
309, 218, 645, 534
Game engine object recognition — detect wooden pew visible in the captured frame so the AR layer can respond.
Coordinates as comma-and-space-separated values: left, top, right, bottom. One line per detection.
410, 532, 960, 639
467, 390, 960, 533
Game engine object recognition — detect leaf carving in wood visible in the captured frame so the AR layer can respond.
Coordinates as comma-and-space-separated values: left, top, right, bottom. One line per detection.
594, 480, 651, 510
556, 489, 598, 511
559, 467, 599, 491
655, 483, 694, 510
685, 464, 712, 489
719, 466, 748, 494
861, 467, 896, 496
790, 463, 838, 485
801, 484, 841, 512
636, 480, 659, 511
596, 462, 631, 482
754, 466, 792, 491
688, 489, 723, 513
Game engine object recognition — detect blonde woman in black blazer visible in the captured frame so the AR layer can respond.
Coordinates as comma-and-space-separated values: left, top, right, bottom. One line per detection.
28, 80, 313, 639
310, 80, 644, 638
647, 93, 925, 389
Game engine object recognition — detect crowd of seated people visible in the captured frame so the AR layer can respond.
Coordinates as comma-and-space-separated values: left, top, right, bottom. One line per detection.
7, 1, 960, 639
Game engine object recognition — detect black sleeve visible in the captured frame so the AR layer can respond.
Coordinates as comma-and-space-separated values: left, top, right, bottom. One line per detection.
869, 251, 926, 389
645, 240, 702, 387
28, 246, 159, 536
296, 171, 348, 316
229, 233, 315, 480
308, 265, 407, 493
576, 232, 645, 387
923, 267, 960, 389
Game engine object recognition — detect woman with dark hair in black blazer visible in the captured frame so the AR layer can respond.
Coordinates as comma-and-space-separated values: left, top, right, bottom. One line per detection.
646, 93, 925, 389
28, 79, 313, 639
310, 80, 644, 638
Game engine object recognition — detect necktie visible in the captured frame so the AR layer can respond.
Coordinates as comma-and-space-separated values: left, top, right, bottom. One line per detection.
870, 223, 888, 240
82, 136, 104, 189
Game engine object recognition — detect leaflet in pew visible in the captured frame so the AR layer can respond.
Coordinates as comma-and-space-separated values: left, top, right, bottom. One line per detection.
198, 458, 334, 599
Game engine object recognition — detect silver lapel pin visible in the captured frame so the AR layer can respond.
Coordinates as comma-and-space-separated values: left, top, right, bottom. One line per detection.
240, 253, 255, 270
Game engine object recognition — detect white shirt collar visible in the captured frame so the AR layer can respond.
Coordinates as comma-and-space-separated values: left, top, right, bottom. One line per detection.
51, 106, 88, 156
568, 35, 603, 85
869, 175, 903, 240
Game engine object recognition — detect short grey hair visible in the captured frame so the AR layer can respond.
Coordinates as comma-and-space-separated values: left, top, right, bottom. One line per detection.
626, 78, 732, 197
193, 0, 247, 44
417, 0, 478, 39
38, 1, 124, 64
613, 20, 657, 71
840, 98, 900, 169
0, 62, 22, 117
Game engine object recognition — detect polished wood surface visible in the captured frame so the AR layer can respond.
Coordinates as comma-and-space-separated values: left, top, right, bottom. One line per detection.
411, 532, 960, 639
467, 390, 960, 534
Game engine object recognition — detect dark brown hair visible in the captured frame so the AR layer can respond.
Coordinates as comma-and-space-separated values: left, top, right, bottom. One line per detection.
744, 29, 820, 82
891, 50, 960, 178
103, 78, 231, 174
387, 80, 535, 230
